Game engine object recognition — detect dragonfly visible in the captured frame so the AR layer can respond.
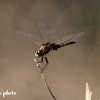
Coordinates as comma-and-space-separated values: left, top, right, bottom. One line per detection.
17, 24, 84, 73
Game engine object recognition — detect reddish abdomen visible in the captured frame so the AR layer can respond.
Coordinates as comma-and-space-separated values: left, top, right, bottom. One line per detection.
58, 41, 76, 48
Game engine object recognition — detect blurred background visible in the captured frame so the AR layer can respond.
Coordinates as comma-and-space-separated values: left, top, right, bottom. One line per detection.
0, 0, 100, 100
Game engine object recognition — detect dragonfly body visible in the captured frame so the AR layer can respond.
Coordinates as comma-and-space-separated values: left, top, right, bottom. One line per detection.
35, 41, 76, 58
17, 25, 84, 73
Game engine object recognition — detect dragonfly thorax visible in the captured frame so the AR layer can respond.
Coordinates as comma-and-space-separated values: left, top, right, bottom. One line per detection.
35, 44, 53, 57
42, 42, 51, 46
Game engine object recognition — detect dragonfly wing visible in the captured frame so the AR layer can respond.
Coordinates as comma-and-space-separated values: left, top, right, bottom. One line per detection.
38, 23, 50, 43
52, 34, 73, 44
52, 32, 85, 44
66, 32, 85, 42
16, 31, 44, 45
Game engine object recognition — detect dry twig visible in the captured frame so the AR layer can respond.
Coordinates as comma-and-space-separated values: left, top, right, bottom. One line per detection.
34, 58, 56, 100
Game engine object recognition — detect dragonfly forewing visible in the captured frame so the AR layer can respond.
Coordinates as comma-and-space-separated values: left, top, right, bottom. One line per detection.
16, 31, 45, 45
38, 23, 51, 43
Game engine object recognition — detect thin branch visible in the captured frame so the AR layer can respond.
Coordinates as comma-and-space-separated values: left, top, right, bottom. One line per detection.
34, 58, 56, 100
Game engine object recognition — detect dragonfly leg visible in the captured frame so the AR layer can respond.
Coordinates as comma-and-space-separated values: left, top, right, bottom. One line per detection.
41, 57, 49, 73
45, 57, 48, 63
37, 56, 44, 63
34, 56, 44, 69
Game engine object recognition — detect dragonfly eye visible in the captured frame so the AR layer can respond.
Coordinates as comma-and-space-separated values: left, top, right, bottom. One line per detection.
37, 51, 40, 53
37, 50, 42, 55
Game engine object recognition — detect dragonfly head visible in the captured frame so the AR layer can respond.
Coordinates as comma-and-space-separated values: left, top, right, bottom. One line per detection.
35, 50, 42, 58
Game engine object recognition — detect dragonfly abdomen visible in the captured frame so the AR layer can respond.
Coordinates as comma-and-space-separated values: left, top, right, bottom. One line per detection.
58, 41, 76, 48
52, 41, 76, 51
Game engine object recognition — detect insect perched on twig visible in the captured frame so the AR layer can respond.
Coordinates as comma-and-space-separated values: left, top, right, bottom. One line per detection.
17, 24, 84, 100
17, 24, 84, 73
